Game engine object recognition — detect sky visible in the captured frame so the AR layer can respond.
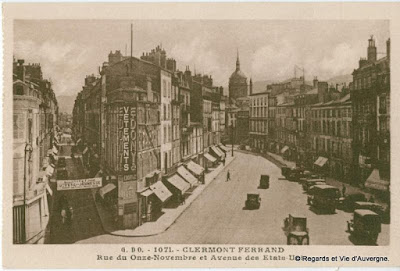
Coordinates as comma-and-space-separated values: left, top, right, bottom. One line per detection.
14, 20, 389, 97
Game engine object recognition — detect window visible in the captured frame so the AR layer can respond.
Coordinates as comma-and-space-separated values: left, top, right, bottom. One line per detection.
14, 85, 24, 95
13, 158, 23, 195
163, 80, 166, 97
14, 113, 25, 140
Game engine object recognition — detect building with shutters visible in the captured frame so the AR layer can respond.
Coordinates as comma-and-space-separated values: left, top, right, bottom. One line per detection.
13, 59, 59, 244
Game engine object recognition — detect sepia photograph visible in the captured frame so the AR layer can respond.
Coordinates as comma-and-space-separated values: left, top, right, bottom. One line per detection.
3, 2, 400, 269
11, 19, 391, 246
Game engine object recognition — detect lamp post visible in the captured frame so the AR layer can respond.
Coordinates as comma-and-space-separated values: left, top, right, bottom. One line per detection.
23, 142, 33, 243
230, 123, 234, 156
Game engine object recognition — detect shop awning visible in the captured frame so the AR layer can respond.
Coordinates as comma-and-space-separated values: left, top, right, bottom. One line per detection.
187, 161, 204, 176
365, 169, 390, 191
314, 156, 328, 167
219, 145, 230, 152
99, 183, 116, 199
150, 181, 172, 202
165, 174, 190, 193
204, 153, 217, 163
177, 166, 198, 186
140, 188, 154, 197
145, 169, 161, 179
45, 164, 55, 177
211, 146, 223, 158
46, 183, 53, 196
280, 146, 289, 154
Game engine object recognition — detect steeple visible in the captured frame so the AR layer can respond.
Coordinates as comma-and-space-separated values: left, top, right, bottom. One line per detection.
236, 49, 240, 71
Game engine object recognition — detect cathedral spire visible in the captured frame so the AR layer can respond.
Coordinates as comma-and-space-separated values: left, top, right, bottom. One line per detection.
236, 49, 240, 71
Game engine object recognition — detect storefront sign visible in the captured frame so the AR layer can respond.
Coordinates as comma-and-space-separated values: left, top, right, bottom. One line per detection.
118, 106, 137, 175
57, 177, 102, 191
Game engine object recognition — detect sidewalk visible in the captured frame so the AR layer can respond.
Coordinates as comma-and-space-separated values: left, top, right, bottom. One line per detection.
92, 154, 236, 237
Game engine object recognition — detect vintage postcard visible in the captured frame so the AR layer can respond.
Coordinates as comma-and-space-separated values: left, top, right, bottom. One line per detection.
2, 2, 400, 269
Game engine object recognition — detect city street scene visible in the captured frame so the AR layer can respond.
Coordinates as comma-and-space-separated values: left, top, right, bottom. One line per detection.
12, 20, 390, 246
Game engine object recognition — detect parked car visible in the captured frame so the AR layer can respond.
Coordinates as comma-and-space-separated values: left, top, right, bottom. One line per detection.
57, 169, 69, 180
337, 192, 367, 212
287, 168, 303, 182
283, 214, 309, 245
302, 179, 326, 192
58, 157, 66, 168
281, 166, 291, 178
307, 184, 340, 213
245, 193, 261, 210
347, 209, 381, 244
354, 201, 385, 217
259, 175, 270, 189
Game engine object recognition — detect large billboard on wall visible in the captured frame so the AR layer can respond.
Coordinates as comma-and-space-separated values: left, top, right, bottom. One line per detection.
57, 178, 102, 191
118, 106, 137, 177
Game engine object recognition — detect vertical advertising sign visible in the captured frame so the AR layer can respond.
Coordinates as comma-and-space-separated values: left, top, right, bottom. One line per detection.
118, 106, 137, 178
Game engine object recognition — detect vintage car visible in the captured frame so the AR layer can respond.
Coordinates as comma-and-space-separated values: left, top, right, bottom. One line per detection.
354, 201, 385, 217
307, 184, 340, 213
281, 166, 291, 178
283, 214, 310, 245
302, 179, 326, 192
347, 209, 381, 244
245, 193, 261, 210
337, 192, 368, 212
287, 168, 304, 182
57, 168, 69, 180
259, 175, 270, 189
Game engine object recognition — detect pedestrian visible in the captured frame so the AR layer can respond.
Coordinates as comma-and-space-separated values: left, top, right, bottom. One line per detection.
61, 208, 67, 224
226, 170, 231, 182
182, 194, 186, 205
222, 157, 226, 166
342, 184, 346, 197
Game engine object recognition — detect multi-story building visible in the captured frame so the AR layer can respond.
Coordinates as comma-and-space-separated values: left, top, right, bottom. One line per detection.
13, 59, 59, 244
310, 94, 353, 181
250, 91, 269, 151
351, 36, 390, 192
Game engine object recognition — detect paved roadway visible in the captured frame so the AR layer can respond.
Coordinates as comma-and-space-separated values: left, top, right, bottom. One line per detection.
49, 144, 105, 244
77, 151, 389, 245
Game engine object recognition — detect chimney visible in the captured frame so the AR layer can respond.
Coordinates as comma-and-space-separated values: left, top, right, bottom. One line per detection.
367, 35, 377, 62
387, 38, 390, 60
16, 59, 26, 81
317, 82, 328, 103
313, 76, 318, 88
249, 78, 253, 95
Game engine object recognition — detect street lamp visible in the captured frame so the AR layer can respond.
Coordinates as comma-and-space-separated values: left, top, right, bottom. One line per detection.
230, 122, 235, 156
23, 142, 33, 243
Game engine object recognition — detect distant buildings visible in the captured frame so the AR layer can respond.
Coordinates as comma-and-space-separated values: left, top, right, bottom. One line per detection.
13, 59, 59, 244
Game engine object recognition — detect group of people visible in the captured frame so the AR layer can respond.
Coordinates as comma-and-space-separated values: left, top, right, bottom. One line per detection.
58, 195, 74, 225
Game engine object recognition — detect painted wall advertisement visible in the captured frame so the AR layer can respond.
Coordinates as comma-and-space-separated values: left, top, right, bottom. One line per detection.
118, 106, 137, 176
57, 178, 102, 191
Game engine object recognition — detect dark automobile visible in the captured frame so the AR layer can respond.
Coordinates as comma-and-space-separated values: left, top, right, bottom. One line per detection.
302, 179, 326, 192
354, 201, 385, 217
57, 169, 69, 180
338, 193, 367, 212
287, 168, 303, 182
58, 157, 66, 168
281, 166, 291, 178
283, 214, 310, 245
347, 209, 381, 244
307, 184, 340, 213
245, 193, 261, 210
259, 175, 270, 189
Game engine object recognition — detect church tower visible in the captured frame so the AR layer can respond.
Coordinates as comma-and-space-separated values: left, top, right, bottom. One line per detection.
229, 50, 248, 100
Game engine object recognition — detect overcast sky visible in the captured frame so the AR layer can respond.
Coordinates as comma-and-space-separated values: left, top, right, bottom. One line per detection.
14, 20, 389, 97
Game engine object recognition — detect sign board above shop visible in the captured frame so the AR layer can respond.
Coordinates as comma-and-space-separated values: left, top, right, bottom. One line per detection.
57, 178, 102, 191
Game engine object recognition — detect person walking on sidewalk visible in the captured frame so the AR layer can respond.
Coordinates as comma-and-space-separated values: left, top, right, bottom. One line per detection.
226, 170, 231, 182
342, 184, 346, 197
